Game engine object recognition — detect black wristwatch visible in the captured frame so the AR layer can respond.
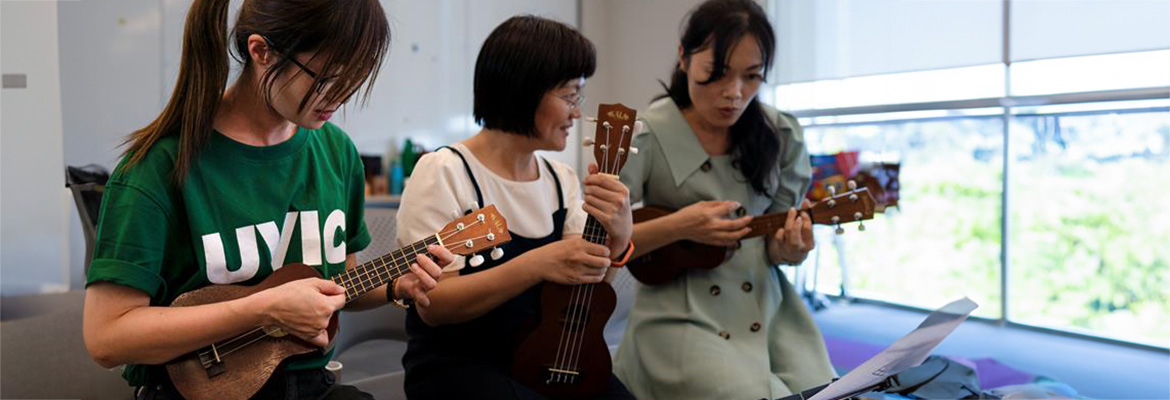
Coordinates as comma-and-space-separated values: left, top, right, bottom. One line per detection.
387, 278, 414, 309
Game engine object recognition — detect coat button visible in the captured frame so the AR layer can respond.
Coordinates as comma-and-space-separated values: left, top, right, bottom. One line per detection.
719, 331, 731, 340
742, 282, 753, 292
709, 285, 721, 296
750, 322, 762, 332
700, 160, 713, 172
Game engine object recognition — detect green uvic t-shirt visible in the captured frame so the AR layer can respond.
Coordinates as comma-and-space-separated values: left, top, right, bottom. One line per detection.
86, 122, 371, 386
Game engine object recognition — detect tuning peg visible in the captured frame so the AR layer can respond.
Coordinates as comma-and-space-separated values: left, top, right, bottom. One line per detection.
633, 121, 645, 134
583, 138, 594, 147
847, 180, 858, 191
468, 254, 485, 267
629, 147, 639, 155
586, 117, 598, 123
835, 224, 845, 235
490, 247, 505, 260
465, 201, 480, 212
858, 221, 866, 232
827, 185, 837, 196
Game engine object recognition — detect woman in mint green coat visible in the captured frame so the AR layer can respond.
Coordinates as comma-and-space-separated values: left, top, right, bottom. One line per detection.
613, 1, 835, 399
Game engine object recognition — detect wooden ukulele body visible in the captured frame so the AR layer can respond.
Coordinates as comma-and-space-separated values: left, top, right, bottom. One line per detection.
165, 263, 337, 400
627, 206, 731, 285
512, 282, 617, 399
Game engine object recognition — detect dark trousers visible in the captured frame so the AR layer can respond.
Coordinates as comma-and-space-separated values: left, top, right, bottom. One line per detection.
136, 367, 373, 400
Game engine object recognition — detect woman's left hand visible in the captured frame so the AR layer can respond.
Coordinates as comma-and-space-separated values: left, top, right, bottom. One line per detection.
582, 163, 633, 257
393, 244, 453, 307
767, 199, 815, 265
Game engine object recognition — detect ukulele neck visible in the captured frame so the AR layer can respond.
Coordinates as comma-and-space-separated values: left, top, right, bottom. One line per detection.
330, 235, 440, 302
743, 207, 814, 239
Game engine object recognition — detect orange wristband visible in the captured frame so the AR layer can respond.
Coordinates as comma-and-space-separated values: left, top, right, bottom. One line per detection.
610, 240, 635, 268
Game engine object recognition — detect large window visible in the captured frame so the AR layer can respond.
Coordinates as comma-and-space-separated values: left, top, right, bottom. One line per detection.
770, 0, 1170, 348
804, 116, 1004, 319
1009, 104, 1170, 347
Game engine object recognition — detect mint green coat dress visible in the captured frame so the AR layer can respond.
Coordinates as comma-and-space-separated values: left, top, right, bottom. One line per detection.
613, 98, 835, 400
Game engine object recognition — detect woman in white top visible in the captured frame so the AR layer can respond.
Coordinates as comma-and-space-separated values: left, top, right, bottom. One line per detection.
394, 16, 636, 400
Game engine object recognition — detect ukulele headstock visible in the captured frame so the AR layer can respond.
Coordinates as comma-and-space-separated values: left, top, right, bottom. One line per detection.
439, 204, 511, 256
808, 181, 876, 234
585, 103, 638, 176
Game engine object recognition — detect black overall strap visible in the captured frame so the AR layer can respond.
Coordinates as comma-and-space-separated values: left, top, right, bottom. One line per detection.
438, 146, 485, 210
541, 158, 565, 210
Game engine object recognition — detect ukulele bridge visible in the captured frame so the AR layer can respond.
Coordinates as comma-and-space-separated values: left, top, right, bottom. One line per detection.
543, 366, 581, 385
197, 345, 227, 379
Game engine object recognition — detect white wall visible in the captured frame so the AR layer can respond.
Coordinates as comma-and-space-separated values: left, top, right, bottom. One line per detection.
578, 0, 705, 172
1, 1, 71, 295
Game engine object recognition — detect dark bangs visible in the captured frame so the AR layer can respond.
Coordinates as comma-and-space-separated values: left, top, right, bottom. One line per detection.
234, 0, 391, 112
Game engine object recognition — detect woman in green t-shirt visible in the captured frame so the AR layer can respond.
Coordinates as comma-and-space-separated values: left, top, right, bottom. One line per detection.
82, 0, 449, 399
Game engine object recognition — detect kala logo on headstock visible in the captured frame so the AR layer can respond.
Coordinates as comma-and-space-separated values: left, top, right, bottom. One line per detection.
585, 103, 639, 177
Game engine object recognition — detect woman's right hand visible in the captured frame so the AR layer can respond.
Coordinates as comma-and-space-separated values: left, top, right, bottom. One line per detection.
673, 200, 753, 247
529, 237, 611, 285
253, 278, 347, 347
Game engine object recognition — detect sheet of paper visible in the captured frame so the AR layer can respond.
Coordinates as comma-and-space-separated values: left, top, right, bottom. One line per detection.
808, 297, 978, 400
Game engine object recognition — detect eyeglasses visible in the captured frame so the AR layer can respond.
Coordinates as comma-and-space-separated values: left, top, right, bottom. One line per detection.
559, 93, 586, 111
262, 36, 337, 95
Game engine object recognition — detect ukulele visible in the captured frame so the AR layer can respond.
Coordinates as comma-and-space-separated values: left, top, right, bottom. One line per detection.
511, 104, 638, 399
628, 183, 876, 285
165, 206, 512, 400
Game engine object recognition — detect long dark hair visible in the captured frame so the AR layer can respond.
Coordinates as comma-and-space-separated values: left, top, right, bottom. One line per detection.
662, 0, 778, 195
122, 0, 391, 182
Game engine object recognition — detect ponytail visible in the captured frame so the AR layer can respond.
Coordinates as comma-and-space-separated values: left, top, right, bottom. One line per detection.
122, 0, 231, 183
